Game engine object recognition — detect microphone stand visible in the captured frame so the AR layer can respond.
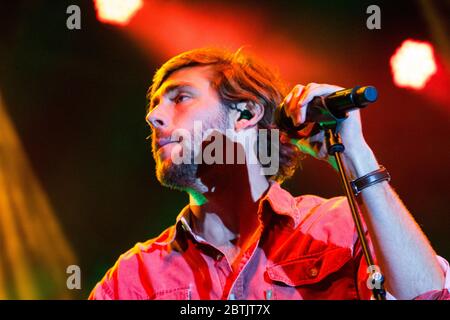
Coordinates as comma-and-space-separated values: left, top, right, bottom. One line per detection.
322, 120, 386, 300
275, 90, 387, 300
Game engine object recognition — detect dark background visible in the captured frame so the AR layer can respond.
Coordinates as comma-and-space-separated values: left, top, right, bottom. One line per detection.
0, 0, 448, 299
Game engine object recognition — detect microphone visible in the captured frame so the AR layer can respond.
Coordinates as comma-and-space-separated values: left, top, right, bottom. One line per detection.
274, 85, 378, 132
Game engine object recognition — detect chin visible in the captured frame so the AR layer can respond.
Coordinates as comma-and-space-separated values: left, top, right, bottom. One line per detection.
155, 159, 198, 191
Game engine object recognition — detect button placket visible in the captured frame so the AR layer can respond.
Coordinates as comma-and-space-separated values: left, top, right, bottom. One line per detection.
225, 239, 260, 300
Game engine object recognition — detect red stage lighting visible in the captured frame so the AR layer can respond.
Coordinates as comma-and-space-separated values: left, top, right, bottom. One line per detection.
390, 39, 437, 90
94, 0, 143, 26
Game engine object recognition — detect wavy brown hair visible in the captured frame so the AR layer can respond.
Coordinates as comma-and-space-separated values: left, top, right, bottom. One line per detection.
147, 47, 303, 183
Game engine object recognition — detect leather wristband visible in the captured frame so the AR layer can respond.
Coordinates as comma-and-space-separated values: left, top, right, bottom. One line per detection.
350, 165, 391, 196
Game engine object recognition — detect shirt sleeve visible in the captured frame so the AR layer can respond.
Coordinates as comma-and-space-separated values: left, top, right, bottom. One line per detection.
88, 280, 115, 300
87, 247, 151, 300
411, 256, 450, 300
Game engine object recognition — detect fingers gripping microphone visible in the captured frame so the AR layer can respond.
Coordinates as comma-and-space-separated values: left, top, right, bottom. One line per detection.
274, 85, 378, 132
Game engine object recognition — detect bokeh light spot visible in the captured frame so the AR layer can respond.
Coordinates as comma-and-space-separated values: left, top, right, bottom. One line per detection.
94, 0, 143, 26
390, 39, 437, 90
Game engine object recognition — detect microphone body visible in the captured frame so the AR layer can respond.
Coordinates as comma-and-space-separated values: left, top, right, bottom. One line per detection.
274, 86, 378, 132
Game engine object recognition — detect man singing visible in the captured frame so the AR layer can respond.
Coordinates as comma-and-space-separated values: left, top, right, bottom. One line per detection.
89, 48, 449, 300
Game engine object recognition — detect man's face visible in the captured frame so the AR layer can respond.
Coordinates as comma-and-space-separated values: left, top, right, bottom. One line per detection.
146, 66, 228, 191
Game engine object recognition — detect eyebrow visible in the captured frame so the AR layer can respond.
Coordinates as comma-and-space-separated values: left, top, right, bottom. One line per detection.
150, 81, 195, 109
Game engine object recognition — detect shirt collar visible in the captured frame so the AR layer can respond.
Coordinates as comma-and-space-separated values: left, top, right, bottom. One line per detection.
259, 180, 301, 228
161, 181, 301, 245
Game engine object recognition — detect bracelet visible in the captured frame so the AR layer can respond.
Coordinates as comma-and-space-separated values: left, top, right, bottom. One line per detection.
350, 165, 391, 196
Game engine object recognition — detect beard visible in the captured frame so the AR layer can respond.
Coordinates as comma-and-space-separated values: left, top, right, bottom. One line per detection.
152, 107, 229, 192
155, 154, 199, 192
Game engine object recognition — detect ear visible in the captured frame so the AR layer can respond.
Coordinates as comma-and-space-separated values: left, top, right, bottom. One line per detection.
234, 101, 265, 131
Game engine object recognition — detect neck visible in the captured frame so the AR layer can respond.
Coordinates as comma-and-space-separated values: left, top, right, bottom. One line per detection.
188, 162, 269, 249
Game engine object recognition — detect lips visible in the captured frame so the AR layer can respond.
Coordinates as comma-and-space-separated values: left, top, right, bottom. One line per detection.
155, 138, 176, 152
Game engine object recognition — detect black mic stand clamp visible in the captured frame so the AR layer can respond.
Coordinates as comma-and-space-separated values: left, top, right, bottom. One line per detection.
321, 117, 387, 300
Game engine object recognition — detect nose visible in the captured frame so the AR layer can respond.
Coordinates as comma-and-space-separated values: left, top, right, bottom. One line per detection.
146, 107, 167, 129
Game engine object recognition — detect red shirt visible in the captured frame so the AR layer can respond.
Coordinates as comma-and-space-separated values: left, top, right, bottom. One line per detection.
89, 182, 450, 300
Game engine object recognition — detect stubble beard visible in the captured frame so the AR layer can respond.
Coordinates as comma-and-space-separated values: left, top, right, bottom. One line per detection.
153, 107, 228, 192
155, 155, 199, 192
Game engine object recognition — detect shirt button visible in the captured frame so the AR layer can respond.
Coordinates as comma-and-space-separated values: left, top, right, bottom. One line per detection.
216, 253, 223, 261
309, 267, 318, 277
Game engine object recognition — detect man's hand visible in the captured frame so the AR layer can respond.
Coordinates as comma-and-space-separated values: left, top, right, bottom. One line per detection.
282, 83, 369, 167
283, 84, 446, 299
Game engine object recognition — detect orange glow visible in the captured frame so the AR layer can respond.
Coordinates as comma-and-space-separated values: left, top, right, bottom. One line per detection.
124, 0, 336, 84
390, 39, 437, 89
0, 93, 77, 299
94, 0, 143, 26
